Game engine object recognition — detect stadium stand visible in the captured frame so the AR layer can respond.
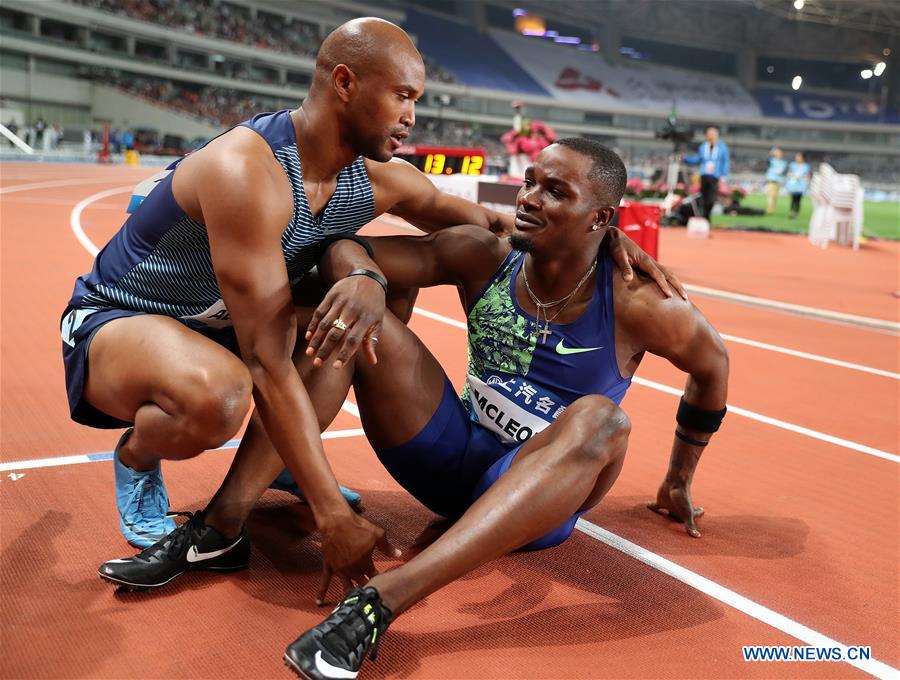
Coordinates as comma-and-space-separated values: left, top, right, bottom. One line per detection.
488, 28, 761, 118
70, 0, 457, 84
0, 0, 896, 190
404, 8, 548, 95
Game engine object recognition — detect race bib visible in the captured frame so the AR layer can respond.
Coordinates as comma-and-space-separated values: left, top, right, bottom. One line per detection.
466, 373, 568, 445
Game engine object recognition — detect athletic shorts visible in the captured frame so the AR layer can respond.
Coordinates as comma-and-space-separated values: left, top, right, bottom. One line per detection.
375, 378, 588, 551
60, 305, 240, 429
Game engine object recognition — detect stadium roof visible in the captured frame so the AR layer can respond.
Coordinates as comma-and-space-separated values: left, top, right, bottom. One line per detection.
501, 0, 898, 61
751, 0, 900, 35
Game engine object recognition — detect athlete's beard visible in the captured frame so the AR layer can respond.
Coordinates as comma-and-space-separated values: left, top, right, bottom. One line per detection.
509, 234, 534, 253
348, 124, 392, 162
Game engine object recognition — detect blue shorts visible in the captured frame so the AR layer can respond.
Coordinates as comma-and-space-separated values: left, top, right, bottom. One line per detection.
375, 378, 587, 551
60, 306, 240, 429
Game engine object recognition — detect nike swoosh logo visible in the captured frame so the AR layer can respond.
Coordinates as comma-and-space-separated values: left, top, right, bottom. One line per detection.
314, 650, 358, 679
185, 537, 243, 563
555, 339, 602, 355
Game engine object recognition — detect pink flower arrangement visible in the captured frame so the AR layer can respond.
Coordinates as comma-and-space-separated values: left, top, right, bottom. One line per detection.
501, 119, 558, 160
624, 177, 645, 197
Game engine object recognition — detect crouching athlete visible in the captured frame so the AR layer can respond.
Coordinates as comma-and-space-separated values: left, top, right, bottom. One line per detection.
284, 138, 730, 679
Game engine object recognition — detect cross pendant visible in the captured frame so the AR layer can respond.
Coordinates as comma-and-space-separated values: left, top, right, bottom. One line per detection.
536, 323, 553, 344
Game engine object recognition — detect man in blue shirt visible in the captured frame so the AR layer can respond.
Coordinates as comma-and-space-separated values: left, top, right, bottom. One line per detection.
785, 151, 812, 218
764, 147, 787, 214
683, 126, 730, 220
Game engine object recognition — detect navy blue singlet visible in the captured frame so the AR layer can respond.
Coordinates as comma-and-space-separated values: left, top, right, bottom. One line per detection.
67, 110, 374, 328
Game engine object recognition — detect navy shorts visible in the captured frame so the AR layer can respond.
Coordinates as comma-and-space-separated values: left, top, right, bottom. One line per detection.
60, 306, 240, 429
375, 378, 588, 551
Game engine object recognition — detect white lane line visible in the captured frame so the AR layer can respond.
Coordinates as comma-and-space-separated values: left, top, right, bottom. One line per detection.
0, 453, 101, 472
66, 194, 897, 461
0, 178, 129, 195
411, 306, 900, 464
341, 400, 361, 418
576, 520, 897, 679
69, 186, 132, 257
413, 306, 466, 329
69, 202, 895, 381
370, 215, 900, 336
631, 377, 900, 464
0, 427, 366, 473
719, 333, 899, 380
685, 284, 899, 334
55, 177, 898, 672
369, 218, 898, 379
6, 430, 893, 675
2, 196, 125, 209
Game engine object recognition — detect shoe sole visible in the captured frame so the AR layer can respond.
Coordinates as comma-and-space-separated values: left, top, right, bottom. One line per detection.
283, 654, 314, 680
98, 562, 248, 591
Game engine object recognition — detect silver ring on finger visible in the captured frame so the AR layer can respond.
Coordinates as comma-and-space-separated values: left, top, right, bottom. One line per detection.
331, 318, 348, 332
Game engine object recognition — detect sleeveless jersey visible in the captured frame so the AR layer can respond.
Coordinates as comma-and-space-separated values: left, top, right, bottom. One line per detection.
463, 249, 632, 445
67, 110, 374, 328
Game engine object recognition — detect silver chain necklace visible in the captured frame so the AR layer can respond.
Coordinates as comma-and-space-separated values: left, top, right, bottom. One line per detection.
522, 256, 597, 344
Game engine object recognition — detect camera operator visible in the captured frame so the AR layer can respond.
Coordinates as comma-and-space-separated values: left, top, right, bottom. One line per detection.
683, 126, 730, 220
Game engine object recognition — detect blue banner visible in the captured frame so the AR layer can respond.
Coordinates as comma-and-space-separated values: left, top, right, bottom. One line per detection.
755, 89, 899, 124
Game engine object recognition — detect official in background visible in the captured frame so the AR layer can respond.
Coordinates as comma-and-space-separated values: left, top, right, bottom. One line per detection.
785, 152, 811, 219
683, 126, 730, 220
764, 147, 787, 214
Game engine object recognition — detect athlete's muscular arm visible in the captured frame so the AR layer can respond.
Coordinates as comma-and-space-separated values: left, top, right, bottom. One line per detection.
307, 226, 505, 367
617, 280, 729, 537
368, 158, 685, 298
325, 227, 504, 295
186, 147, 393, 588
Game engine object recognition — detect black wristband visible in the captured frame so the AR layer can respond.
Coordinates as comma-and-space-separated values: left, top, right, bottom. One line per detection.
676, 397, 726, 433
315, 235, 374, 263
675, 429, 709, 447
346, 268, 387, 293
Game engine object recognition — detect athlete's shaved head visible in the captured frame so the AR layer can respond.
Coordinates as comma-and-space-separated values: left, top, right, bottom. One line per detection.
307, 18, 425, 162
314, 18, 422, 87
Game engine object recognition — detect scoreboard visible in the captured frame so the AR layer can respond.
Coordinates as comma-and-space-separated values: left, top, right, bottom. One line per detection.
395, 145, 486, 176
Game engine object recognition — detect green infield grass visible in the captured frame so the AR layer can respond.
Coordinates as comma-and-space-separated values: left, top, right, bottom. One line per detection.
714, 193, 899, 240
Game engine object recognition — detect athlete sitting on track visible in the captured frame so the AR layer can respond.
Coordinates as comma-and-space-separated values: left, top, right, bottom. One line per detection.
279, 139, 730, 679
67, 17, 676, 585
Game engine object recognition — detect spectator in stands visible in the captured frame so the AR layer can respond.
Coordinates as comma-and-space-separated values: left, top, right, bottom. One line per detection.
42, 123, 57, 152
5, 118, 18, 147
34, 117, 47, 146
785, 151, 811, 219
682, 126, 730, 221
764, 147, 787, 214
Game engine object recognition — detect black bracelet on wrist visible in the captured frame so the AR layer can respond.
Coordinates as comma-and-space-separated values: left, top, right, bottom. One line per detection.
346, 268, 387, 293
675, 429, 710, 447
